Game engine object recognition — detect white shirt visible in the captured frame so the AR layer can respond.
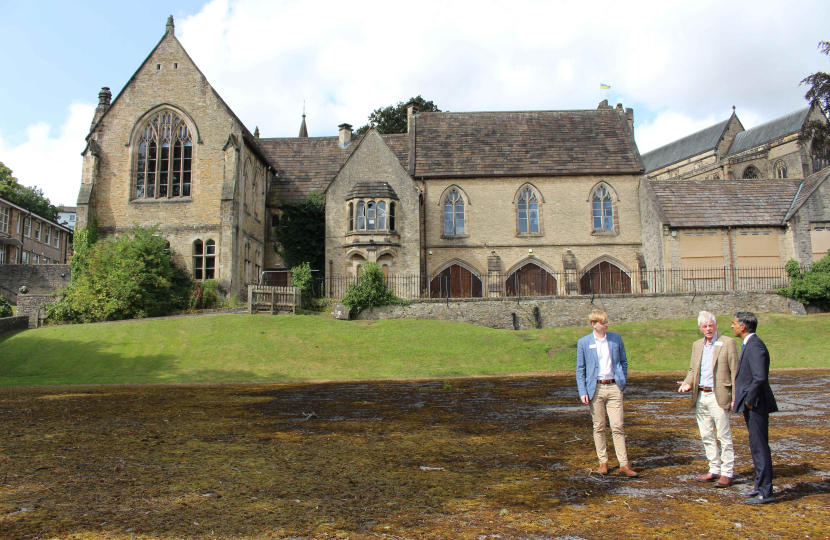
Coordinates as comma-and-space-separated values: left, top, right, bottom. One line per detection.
743, 333, 756, 347
594, 333, 613, 379
699, 334, 717, 388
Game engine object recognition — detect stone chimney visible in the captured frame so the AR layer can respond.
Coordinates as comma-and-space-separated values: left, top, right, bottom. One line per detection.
338, 123, 353, 148
406, 101, 420, 133
90, 87, 112, 130
625, 107, 634, 136
166, 15, 175, 36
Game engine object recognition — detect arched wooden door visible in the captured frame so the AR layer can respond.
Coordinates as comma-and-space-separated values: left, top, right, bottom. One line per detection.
579, 261, 631, 294
505, 263, 557, 296
429, 264, 483, 298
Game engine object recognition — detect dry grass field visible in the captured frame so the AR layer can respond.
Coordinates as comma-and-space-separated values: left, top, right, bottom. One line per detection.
1, 372, 828, 540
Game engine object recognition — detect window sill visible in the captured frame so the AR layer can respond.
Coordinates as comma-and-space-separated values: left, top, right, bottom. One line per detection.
130, 197, 194, 204
441, 234, 469, 240
346, 230, 398, 236
516, 232, 544, 238
591, 229, 618, 237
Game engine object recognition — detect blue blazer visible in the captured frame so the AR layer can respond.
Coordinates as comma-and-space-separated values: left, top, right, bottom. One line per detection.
576, 331, 628, 399
733, 335, 778, 414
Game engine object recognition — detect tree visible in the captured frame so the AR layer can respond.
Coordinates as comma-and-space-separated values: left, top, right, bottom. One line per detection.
48, 225, 193, 323
799, 41, 830, 160
0, 161, 61, 221
340, 262, 408, 317
272, 192, 325, 272
355, 95, 442, 136
778, 253, 830, 309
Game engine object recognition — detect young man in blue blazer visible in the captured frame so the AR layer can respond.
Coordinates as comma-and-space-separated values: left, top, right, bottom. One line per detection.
576, 309, 639, 477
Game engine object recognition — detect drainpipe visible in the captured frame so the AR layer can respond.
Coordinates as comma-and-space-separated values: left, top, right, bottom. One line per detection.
727, 226, 735, 290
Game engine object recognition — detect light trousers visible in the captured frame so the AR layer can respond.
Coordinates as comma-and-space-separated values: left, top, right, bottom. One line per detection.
589, 383, 628, 466
695, 390, 734, 477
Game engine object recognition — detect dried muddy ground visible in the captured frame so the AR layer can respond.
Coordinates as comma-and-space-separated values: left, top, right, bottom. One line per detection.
1, 372, 828, 540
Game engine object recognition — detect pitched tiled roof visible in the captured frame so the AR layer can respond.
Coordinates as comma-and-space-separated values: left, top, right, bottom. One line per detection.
641, 118, 731, 173
262, 134, 408, 204
727, 107, 810, 156
650, 179, 801, 227
412, 109, 643, 177
345, 182, 399, 200
784, 167, 830, 221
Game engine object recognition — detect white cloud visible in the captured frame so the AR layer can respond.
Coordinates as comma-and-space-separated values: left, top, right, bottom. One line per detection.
0, 102, 95, 207
172, 0, 827, 141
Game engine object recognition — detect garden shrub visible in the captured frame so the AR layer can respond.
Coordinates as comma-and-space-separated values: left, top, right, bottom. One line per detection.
779, 251, 830, 308
48, 225, 193, 323
188, 279, 221, 311
0, 297, 12, 318
291, 262, 314, 308
341, 262, 408, 317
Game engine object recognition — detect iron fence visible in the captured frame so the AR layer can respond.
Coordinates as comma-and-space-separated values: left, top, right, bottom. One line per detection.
312, 266, 804, 301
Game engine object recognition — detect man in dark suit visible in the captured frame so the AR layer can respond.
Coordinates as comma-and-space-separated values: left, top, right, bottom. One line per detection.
731, 311, 778, 505
576, 309, 639, 477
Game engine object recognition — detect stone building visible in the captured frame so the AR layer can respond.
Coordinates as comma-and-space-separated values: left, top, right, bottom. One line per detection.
639, 106, 830, 274
76, 17, 276, 299
0, 196, 71, 266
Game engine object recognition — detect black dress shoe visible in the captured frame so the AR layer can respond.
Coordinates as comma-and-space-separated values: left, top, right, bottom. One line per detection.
740, 489, 760, 498
744, 494, 776, 505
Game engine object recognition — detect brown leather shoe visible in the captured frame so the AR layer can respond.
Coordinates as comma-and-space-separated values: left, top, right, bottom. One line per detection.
619, 464, 639, 478
694, 472, 720, 482
715, 476, 733, 488
597, 461, 609, 475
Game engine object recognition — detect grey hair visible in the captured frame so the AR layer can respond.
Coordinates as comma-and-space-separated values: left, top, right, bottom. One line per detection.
698, 311, 716, 326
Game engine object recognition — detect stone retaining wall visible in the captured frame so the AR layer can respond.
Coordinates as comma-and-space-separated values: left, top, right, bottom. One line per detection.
0, 316, 29, 336
0, 265, 70, 301
16, 294, 58, 328
354, 291, 805, 329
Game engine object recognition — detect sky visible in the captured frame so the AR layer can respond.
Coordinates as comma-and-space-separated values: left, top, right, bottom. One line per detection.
0, 0, 828, 206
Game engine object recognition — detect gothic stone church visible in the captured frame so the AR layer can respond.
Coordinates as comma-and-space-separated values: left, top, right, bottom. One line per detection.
77, 18, 830, 299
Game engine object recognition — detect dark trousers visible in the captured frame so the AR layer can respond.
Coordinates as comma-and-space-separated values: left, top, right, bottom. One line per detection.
743, 405, 774, 497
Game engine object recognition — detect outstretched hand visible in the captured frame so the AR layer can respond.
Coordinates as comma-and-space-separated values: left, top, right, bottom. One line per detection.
677, 381, 692, 393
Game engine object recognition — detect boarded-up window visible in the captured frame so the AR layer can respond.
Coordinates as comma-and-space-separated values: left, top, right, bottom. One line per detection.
680, 232, 723, 269
736, 231, 780, 267
812, 226, 830, 262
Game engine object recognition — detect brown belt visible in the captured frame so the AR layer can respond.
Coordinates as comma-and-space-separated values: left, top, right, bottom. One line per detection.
597, 379, 615, 384
700, 387, 713, 392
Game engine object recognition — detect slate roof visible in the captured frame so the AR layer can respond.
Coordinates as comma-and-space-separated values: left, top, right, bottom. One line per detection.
412, 109, 643, 178
345, 182, 399, 200
649, 179, 801, 227
784, 167, 830, 221
727, 107, 810, 156
641, 118, 731, 173
262, 134, 408, 203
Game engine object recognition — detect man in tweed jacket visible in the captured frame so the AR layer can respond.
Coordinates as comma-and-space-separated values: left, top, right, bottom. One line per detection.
678, 311, 739, 488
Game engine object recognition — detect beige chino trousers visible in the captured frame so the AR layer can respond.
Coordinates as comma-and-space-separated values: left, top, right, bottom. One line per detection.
589, 382, 629, 466
695, 390, 734, 477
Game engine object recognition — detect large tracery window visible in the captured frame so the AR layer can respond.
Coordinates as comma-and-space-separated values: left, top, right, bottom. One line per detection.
592, 185, 614, 231
136, 111, 193, 199
774, 160, 787, 179
517, 186, 539, 233
444, 189, 465, 235
743, 166, 760, 179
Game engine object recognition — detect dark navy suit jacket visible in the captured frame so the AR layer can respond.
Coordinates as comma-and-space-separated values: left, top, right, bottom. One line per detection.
576, 331, 628, 399
733, 335, 778, 414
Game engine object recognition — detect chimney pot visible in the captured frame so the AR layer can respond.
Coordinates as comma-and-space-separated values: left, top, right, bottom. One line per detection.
338, 123, 353, 147
99, 87, 112, 106
405, 101, 420, 133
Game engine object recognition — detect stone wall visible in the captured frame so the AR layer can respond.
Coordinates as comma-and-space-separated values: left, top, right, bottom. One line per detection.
791, 173, 830, 265
0, 265, 70, 301
0, 315, 28, 336
354, 291, 804, 330
16, 294, 57, 328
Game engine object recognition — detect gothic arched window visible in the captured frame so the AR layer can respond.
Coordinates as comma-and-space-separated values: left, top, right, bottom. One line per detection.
377, 201, 386, 230
357, 202, 366, 230
389, 202, 396, 231
743, 166, 760, 179
443, 189, 465, 235
517, 186, 540, 233
136, 111, 192, 199
592, 185, 614, 231
348, 203, 354, 231
774, 161, 787, 179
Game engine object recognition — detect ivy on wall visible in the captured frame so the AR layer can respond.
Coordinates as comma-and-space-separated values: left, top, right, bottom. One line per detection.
272, 192, 325, 272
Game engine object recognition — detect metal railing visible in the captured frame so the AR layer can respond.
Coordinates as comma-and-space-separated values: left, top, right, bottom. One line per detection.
311, 266, 803, 301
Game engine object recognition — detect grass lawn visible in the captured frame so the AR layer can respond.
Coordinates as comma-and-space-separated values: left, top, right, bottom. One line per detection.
1, 312, 828, 386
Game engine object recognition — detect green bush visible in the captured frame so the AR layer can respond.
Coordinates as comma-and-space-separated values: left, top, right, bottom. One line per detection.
188, 279, 221, 311
341, 262, 408, 318
0, 297, 12, 318
291, 262, 314, 308
779, 252, 830, 307
48, 225, 193, 323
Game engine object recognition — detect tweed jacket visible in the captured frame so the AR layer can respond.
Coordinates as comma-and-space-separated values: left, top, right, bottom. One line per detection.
682, 333, 738, 409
